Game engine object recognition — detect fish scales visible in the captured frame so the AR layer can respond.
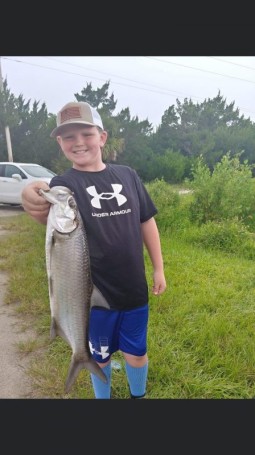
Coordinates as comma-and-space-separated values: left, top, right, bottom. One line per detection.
49, 228, 91, 350
39, 186, 109, 393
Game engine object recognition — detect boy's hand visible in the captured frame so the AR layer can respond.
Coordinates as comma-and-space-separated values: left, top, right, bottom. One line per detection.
152, 271, 167, 296
21, 181, 51, 223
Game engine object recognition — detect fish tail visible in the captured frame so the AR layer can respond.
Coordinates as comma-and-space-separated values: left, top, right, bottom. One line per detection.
85, 360, 108, 384
65, 356, 107, 393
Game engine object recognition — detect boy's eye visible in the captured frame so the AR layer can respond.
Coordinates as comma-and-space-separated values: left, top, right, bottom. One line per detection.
62, 135, 74, 140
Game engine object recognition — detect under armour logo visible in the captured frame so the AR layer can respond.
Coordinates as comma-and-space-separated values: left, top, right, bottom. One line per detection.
86, 184, 127, 209
89, 341, 110, 359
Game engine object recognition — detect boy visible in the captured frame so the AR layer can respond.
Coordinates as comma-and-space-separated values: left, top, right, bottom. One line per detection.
21, 101, 167, 399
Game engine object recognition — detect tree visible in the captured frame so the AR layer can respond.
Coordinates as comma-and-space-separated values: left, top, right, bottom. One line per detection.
0, 79, 59, 169
115, 107, 155, 180
0, 78, 20, 160
151, 91, 255, 169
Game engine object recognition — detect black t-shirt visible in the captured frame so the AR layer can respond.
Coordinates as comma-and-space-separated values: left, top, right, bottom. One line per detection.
50, 163, 157, 310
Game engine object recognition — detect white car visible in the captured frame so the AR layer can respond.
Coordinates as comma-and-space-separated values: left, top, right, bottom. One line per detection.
0, 162, 56, 205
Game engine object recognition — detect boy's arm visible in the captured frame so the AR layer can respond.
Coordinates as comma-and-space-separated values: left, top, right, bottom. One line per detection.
141, 217, 167, 296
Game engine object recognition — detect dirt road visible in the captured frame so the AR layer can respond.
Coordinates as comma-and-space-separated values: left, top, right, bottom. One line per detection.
0, 204, 37, 398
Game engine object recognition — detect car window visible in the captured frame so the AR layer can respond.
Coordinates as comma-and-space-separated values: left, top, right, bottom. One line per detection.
20, 165, 56, 178
0, 164, 5, 177
5, 164, 27, 179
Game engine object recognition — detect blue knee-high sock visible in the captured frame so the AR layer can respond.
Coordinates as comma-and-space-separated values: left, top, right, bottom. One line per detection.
125, 362, 148, 398
90, 363, 112, 399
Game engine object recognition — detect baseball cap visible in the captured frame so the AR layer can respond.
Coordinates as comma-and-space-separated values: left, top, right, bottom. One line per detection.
50, 101, 104, 137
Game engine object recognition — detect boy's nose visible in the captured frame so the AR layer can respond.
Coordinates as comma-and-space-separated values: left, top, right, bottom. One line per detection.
74, 134, 85, 144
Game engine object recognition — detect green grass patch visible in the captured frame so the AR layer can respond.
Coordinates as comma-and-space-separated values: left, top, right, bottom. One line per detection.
1, 212, 255, 398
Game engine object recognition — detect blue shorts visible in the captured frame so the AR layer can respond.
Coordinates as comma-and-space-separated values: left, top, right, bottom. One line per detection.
88, 304, 149, 364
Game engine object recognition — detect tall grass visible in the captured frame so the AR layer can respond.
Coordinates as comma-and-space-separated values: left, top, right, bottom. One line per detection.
1, 199, 255, 398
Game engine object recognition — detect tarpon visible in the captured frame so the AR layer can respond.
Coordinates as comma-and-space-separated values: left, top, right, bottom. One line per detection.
39, 186, 110, 393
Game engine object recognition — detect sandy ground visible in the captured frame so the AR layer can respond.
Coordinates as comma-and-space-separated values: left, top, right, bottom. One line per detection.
0, 205, 37, 398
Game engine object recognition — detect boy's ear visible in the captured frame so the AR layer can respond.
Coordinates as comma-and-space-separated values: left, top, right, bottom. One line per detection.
100, 130, 108, 146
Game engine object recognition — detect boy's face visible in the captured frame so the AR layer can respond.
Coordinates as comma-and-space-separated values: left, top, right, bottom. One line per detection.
56, 124, 107, 171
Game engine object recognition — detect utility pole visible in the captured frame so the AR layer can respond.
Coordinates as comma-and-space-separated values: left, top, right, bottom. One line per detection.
0, 57, 13, 162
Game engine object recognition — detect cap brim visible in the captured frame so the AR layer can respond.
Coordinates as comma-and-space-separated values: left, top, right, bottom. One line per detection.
50, 120, 99, 138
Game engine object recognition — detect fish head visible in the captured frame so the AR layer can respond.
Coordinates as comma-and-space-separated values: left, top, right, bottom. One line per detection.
41, 186, 79, 234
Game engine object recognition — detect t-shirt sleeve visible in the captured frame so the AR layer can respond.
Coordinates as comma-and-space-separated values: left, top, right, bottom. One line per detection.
131, 168, 158, 223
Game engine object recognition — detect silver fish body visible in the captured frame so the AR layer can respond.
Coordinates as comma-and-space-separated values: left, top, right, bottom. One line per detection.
39, 186, 109, 393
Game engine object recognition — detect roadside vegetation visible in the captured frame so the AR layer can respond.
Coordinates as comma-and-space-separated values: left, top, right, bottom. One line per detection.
2, 80, 255, 186
1, 154, 255, 399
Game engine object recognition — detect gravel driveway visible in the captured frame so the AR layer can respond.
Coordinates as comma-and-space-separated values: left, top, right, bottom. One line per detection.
0, 204, 25, 217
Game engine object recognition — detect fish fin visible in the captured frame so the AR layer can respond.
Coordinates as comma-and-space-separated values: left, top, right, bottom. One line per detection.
90, 285, 110, 309
50, 318, 69, 343
50, 316, 72, 346
65, 355, 107, 393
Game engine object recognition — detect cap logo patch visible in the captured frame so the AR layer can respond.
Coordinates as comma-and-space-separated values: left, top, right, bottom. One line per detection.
60, 107, 81, 123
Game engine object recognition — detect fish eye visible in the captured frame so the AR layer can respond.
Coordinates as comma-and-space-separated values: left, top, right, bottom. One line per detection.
68, 196, 76, 209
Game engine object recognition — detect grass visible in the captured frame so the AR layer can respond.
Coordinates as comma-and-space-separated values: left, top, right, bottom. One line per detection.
1, 211, 255, 398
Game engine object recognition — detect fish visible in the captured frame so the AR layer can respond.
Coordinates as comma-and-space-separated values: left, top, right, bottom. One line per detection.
39, 185, 110, 393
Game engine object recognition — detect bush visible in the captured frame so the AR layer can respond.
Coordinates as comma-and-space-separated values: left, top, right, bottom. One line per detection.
149, 149, 191, 184
188, 219, 255, 259
187, 152, 255, 231
146, 178, 192, 234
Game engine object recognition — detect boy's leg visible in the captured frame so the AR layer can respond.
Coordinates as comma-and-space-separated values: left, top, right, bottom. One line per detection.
121, 304, 149, 398
90, 362, 112, 399
125, 358, 148, 399
89, 307, 119, 399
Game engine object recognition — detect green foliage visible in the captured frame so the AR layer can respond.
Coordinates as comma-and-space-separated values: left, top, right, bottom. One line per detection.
152, 91, 255, 170
51, 154, 72, 174
149, 149, 191, 183
145, 178, 192, 234
2, 78, 255, 185
2, 212, 255, 398
187, 152, 255, 229
75, 81, 117, 115
187, 219, 255, 259
115, 107, 154, 178
0, 79, 21, 130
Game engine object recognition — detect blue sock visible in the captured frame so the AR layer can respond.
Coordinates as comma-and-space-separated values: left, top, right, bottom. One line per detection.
125, 362, 148, 398
90, 363, 112, 399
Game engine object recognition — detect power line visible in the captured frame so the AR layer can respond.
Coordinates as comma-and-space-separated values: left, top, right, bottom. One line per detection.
209, 56, 255, 71
2, 56, 190, 98
44, 56, 185, 93
146, 56, 255, 85
6, 55, 255, 102
2, 56, 255, 120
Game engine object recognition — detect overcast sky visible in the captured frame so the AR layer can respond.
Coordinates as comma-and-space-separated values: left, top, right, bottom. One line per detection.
1, 56, 255, 130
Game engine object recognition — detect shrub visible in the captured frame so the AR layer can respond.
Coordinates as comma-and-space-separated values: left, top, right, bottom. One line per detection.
187, 152, 255, 231
149, 149, 191, 184
188, 219, 255, 259
146, 178, 192, 234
